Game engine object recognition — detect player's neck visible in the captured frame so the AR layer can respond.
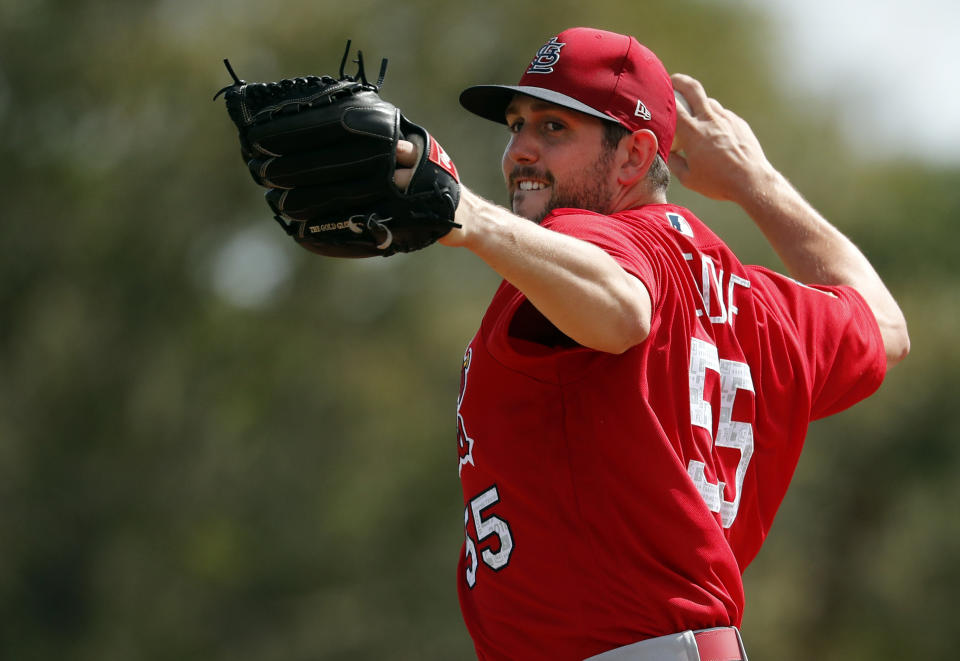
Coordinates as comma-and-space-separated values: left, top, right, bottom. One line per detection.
609, 184, 667, 213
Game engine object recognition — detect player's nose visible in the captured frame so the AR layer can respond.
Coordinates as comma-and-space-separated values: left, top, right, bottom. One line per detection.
503, 129, 539, 166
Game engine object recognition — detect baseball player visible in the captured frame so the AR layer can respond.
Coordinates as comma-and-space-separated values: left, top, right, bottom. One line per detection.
393, 26, 909, 660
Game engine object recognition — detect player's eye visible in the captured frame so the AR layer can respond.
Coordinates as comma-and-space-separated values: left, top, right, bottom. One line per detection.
507, 118, 524, 133
543, 120, 565, 133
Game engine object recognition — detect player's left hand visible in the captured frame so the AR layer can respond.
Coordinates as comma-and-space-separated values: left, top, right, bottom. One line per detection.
395, 139, 471, 247
217, 44, 462, 258
394, 139, 418, 190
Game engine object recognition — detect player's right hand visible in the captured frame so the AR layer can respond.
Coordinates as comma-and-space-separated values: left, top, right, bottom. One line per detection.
668, 73, 777, 205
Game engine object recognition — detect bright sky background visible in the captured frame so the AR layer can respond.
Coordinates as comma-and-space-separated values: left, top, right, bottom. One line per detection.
750, 0, 960, 164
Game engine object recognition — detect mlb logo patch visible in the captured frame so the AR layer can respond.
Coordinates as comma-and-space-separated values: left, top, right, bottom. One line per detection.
666, 212, 694, 237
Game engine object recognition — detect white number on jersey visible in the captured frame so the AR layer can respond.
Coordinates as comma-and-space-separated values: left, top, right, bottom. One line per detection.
464, 506, 478, 588
463, 485, 514, 588
686, 337, 755, 528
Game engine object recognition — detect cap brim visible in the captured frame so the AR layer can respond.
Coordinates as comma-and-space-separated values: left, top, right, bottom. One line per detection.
459, 84, 616, 126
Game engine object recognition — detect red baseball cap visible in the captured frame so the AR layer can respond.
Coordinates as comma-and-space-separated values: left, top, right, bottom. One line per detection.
460, 27, 676, 161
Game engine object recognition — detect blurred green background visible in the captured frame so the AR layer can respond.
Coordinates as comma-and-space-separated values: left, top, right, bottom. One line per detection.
1, 1, 957, 659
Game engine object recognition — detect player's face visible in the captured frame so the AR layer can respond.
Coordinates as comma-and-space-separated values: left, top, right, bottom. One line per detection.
502, 96, 617, 223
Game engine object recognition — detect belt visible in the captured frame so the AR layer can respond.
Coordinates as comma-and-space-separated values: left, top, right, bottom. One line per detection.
583, 626, 747, 661
693, 627, 744, 661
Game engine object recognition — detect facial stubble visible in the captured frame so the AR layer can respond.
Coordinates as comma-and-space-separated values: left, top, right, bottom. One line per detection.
512, 149, 617, 224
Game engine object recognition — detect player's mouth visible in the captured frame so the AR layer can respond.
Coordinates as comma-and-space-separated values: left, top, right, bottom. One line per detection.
516, 179, 549, 191
509, 167, 553, 196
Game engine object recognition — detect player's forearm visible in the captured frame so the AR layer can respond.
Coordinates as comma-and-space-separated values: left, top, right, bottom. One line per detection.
670, 73, 908, 366
452, 188, 651, 353
739, 170, 910, 366
736, 168, 861, 282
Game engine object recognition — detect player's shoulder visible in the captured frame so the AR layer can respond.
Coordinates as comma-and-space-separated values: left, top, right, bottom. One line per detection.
541, 208, 632, 246
618, 204, 721, 245
542, 207, 610, 229
543, 205, 730, 266
545, 204, 707, 237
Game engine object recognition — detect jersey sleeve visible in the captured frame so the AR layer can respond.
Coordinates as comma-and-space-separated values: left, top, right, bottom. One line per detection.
748, 267, 887, 420
542, 211, 661, 304
497, 211, 664, 351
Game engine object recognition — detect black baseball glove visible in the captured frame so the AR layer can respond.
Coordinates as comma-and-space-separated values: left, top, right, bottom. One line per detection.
215, 43, 461, 258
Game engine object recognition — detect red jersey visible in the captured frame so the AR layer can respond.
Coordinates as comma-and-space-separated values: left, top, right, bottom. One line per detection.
455, 204, 886, 660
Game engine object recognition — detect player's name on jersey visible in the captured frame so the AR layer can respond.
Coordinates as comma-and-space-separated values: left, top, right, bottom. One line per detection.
683, 251, 751, 326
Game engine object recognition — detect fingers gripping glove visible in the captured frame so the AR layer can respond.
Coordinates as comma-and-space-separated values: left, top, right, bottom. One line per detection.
215, 43, 460, 258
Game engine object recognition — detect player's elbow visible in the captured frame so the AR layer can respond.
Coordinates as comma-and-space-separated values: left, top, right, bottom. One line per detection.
567, 272, 652, 353
863, 288, 909, 369
884, 320, 910, 368
599, 308, 651, 354
601, 274, 652, 354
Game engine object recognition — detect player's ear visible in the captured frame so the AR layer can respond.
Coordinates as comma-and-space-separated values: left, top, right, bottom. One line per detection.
616, 129, 659, 187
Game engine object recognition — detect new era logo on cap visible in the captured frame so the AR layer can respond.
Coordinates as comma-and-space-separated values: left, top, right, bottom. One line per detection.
635, 100, 651, 120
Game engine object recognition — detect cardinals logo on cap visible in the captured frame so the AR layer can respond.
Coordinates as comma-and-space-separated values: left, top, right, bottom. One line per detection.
526, 36, 565, 74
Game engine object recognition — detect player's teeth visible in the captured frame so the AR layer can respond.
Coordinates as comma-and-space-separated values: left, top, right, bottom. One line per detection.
518, 181, 546, 191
